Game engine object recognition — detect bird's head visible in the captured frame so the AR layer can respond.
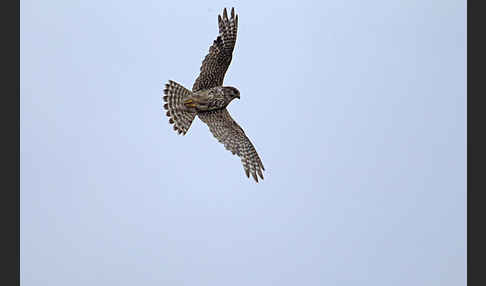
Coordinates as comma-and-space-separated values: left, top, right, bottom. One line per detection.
223, 86, 240, 101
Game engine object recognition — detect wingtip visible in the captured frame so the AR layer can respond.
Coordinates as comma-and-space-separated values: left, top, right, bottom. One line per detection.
251, 172, 259, 183
223, 8, 228, 20
257, 169, 264, 180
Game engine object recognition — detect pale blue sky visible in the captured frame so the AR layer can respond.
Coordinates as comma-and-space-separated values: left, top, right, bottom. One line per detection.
21, 0, 466, 285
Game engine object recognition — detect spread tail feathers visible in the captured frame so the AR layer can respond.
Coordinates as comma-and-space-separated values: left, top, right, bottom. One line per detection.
163, 80, 197, 135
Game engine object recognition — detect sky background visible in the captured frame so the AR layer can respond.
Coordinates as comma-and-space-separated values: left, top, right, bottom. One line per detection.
21, 0, 466, 285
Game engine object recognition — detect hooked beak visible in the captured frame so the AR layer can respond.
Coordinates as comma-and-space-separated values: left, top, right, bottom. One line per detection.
236, 95, 240, 99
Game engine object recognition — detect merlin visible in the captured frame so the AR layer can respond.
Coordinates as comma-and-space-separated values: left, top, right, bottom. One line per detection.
162, 7, 265, 182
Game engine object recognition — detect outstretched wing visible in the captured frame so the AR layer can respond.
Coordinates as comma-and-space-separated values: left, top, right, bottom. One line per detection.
198, 109, 265, 182
192, 7, 238, 92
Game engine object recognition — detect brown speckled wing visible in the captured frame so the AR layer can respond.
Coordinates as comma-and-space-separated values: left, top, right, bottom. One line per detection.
198, 109, 265, 182
192, 8, 238, 92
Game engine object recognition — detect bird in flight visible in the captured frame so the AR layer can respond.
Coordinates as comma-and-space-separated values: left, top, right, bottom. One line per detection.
163, 7, 265, 182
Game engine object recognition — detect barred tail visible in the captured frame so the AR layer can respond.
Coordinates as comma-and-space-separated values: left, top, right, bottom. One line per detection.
163, 80, 197, 135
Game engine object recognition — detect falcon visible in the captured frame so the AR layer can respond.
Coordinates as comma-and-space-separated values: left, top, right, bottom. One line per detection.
162, 7, 265, 182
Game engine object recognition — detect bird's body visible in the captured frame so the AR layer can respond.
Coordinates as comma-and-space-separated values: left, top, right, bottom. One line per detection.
184, 86, 240, 112
163, 8, 265, 182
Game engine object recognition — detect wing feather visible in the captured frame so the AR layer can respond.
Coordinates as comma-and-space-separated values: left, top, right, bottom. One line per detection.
198, 109, 265, 182
192, 8, 238, 92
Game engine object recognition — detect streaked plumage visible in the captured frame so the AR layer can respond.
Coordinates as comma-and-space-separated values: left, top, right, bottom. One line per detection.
162, 7, 265, 182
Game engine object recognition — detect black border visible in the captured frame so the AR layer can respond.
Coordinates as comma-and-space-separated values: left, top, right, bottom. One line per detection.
5, 0, 20, 284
